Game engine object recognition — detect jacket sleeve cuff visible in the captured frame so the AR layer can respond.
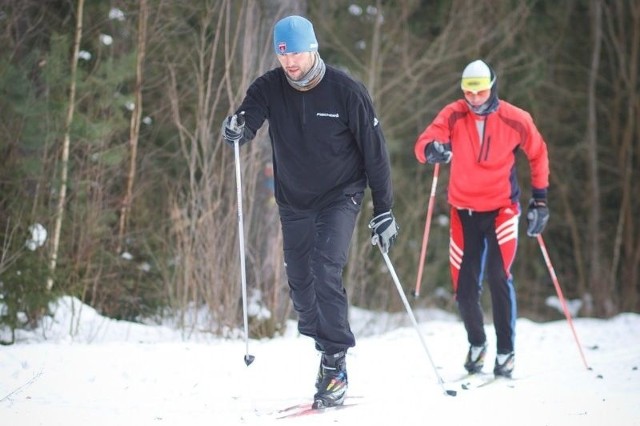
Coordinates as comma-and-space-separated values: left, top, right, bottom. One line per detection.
532, 187, 548, 201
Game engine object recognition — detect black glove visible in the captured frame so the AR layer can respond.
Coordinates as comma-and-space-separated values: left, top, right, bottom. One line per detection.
221, 112, 245, 145
424, 141, 452, 164
526, 199, 549, 236
368, 210, 399, 253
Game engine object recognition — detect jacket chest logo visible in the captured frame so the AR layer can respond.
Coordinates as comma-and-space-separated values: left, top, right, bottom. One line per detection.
316, 112, 340, 118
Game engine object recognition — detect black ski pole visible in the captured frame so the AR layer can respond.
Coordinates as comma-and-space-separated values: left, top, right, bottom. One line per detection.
375, 242, 456, 396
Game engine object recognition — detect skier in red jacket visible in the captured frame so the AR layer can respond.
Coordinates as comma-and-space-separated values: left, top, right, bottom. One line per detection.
414, 59, 550, 378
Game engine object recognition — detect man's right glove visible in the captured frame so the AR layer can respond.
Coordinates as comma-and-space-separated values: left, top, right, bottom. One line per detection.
526, 199, 549, 236
369, 210, 399, 253
221, 112, 245, 145
424, 141, 452, 164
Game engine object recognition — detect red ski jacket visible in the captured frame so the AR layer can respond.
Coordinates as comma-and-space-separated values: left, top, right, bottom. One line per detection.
415, 99, 549, 212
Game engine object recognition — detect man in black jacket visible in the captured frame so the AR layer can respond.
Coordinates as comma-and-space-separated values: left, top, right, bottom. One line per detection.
221, 15, 397, 409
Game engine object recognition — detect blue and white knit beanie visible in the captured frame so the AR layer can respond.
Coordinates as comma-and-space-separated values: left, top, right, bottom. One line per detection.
273, 16, 318, 54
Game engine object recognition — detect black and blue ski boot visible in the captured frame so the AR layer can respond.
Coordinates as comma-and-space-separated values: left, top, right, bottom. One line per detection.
464, 342, 488, 374
494, 352, 515, 378
313, 351, 348, 409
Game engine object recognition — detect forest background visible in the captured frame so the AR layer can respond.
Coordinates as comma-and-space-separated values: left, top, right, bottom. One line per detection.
1, 0, 638, 343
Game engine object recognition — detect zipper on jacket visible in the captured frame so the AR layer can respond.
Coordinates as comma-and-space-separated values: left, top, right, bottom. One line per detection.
483, 136, 491, 161
476, 116, 490, 162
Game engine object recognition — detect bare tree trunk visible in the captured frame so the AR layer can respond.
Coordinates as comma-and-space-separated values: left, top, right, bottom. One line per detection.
47, 0, 84, 291
117, 0, 148, 254
585, 0, 607, 313
366, 0, 383, 98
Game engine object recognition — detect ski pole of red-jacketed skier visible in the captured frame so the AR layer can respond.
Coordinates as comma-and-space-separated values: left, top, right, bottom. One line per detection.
413, 164, 440, 298
536, 234, 590, 370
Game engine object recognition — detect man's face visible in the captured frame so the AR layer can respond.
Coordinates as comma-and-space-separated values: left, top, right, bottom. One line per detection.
277, 52, 315, 80
463, 89, 491, 107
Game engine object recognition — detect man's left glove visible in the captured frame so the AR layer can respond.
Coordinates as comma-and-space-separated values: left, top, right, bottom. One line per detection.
424, 141, 452, 164
369, 210, 399, 253
221, 112, 245, 145
526, 199, 549, 236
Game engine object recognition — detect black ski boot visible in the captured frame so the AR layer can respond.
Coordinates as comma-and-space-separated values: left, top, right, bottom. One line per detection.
313, 351, 348, 409
464, 342, 488, 374
494, 352, 515, 378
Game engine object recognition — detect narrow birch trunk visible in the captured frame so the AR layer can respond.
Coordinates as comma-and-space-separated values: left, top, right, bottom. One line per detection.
47, 0, 85, 291
117, 0, 148, 254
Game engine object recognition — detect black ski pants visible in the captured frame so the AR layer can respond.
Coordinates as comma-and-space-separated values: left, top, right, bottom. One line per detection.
451, 205, 519, 355
279, 193, 362, 355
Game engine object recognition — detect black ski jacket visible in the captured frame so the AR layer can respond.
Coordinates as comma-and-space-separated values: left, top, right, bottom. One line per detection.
236, 65, 393, 215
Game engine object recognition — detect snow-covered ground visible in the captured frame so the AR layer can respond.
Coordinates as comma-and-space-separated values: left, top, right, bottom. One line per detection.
1, 296, 638, 425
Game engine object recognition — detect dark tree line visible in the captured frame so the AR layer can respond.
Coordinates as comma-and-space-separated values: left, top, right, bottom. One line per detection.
0, 0, 638, 342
